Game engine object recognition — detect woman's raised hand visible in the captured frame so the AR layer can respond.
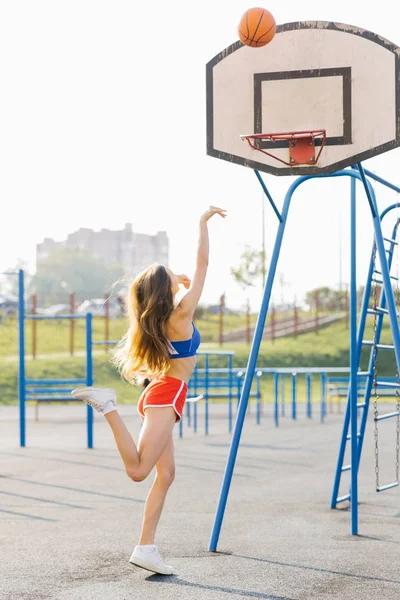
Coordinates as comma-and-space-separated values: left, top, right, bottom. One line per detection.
176, 274, 191, 289
200, 206, 227, 223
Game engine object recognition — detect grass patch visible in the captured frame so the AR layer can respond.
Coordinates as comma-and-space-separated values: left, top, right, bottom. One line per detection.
1, 317, 397, 406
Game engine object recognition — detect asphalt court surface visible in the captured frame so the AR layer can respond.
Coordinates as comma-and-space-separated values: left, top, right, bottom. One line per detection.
1, 402, 399, 599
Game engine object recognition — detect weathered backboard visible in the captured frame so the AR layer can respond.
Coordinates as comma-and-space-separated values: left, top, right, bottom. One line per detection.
206, 21, 400, 176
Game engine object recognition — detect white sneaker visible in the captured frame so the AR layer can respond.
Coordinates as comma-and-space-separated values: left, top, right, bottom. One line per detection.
129, 545, 174, 575
71, 387, 117, 414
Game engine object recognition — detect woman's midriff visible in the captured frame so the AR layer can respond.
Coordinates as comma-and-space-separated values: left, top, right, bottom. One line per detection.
165, 355, 197, 384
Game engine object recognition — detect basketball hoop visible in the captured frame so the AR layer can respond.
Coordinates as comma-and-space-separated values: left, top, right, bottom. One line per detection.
240, 130, 326, 167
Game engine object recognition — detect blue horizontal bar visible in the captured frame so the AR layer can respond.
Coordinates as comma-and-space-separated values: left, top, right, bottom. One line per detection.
193, 366, 351, 374
197, 350, 235, 355
195, 392, 259, 398
25, 314, 87, 321
29, 397, 80, 402
256, 367, 351, 374
92, 340, 119, 345
341, 465, 351, 472
25, 378, 86, 385
383, 237, 398, 245
26, 388, 76, 394
367, 308, 389, 316
362, 341, 395, 350
194, 368, 237, 373
374, 270, 399, 281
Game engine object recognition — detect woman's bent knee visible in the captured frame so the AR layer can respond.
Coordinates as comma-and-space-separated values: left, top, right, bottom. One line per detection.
156, 467, 175, 488
126, 467, 149, 483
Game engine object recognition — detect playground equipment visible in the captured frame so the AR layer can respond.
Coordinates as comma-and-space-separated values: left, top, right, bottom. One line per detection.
13, 270, 365, 455
331, 201, 400, 503
12, 271, 354, 441
16, 270, 94, 448
186, 351, 235, 436
266, 367, 341, 426
206, 21, 400, 550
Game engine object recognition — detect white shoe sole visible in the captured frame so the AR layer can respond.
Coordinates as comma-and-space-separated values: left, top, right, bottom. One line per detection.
129, 556, 174, 576
71, 387, 116, 395
186, 394, 204, 403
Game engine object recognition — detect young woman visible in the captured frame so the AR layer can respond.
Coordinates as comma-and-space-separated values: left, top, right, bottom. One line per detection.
72, 206, 226, 575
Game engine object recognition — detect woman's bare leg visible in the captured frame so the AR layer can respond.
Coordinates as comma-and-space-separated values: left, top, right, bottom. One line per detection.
138, 437, 175, 546
105, 407, 176, 482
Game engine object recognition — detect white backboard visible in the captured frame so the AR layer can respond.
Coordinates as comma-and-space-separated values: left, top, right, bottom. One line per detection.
206, 21, 400, 176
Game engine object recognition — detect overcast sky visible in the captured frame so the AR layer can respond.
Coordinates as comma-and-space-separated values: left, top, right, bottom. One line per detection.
1, 1, 400, 309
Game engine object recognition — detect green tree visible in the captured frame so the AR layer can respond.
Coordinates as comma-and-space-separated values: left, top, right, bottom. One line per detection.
1, 259, 33, 297
32, 248, 124, 304
231, 246, 266, 343
230, 246, 266, 291
305, 286, 348, 311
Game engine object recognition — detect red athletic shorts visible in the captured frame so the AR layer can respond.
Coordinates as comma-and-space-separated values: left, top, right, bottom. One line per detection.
137, 376, 188, 422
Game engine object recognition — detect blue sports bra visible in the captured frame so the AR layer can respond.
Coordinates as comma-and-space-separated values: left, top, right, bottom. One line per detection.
168, 323, 201, 359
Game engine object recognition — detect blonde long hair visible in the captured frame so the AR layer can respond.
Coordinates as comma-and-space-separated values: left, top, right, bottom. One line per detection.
112, 264, 174, 381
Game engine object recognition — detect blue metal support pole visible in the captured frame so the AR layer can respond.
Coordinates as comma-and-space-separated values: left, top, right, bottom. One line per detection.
228, 355, 233, 433
280, 373, 285, 417
320, 373, 327, 423
179, 415, 183, 438
256, 372, 261, 425
18, 269, 26, 448
186, 401, 191, 428
85, 313, 94, 449
364, 169, 400, 194
205, 354, 209, 436
237, 372, 242, 407
209, 177, 291, 551
194, 363, 198, 433
291, 373, 297, 420
274, 373, 279, 427
349, 173, 359, 535
254, 170, 282, 222
306, 374, 312, 419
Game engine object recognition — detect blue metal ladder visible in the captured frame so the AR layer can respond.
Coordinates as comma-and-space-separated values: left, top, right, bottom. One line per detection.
331, 209, 400, 507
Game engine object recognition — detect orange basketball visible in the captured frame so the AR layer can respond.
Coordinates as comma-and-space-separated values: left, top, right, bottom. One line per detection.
238, 7, 276, 48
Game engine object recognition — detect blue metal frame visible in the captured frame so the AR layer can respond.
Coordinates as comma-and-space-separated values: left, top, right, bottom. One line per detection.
205, 354, 209, 435
349, 172, 358, 532
85, 313, 94, 449
306, 374, 312, 419
208, 166, 400, 551
17, 270, 94, 449
274, 373, 279, 427
291, 373, 297, 420
18, 269, 26, 447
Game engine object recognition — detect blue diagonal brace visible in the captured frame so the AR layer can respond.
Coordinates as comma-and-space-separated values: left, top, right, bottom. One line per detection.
254, 170, 282, 222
